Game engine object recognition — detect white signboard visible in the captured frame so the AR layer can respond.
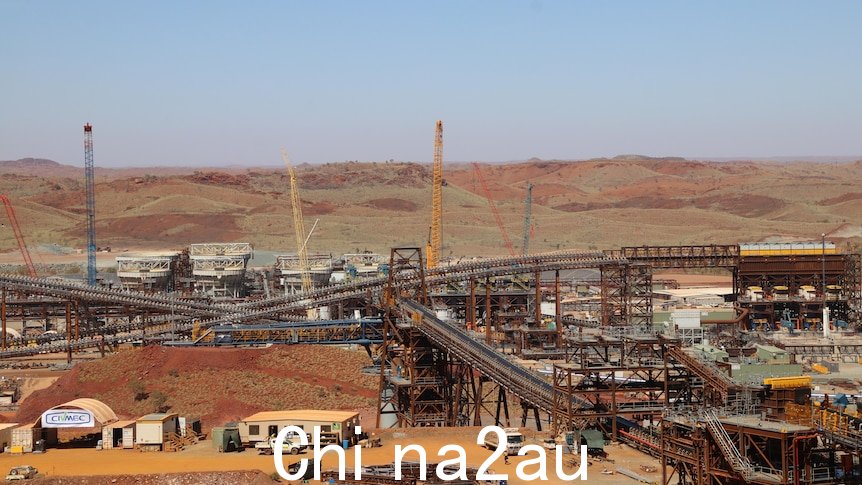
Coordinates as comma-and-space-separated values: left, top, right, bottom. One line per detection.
41, 409, 95, 428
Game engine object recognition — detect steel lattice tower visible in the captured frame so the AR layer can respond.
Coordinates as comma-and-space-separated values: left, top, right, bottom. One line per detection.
427, 120, 443, 269
83, 123, 97, 286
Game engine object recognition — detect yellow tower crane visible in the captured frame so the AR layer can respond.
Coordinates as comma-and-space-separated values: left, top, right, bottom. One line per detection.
280, 148, 313, 294
426, 120, 443, 268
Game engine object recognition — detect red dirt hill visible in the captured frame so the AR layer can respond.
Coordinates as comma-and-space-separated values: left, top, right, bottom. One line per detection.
17, 345, 377, 432
3, 156, 862, 256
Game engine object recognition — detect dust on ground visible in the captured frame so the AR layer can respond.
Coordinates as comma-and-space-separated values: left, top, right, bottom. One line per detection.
0, 368, 65, 403
654, 272, 733, 287
0, 427, 669, 484
27, 470, 273, 484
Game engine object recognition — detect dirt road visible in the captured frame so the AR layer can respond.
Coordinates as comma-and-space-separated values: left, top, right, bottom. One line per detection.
0, 427, 669, 484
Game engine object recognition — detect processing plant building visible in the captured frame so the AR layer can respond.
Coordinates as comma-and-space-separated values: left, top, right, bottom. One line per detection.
116, 252, 180, 292
189, 243, 253, 297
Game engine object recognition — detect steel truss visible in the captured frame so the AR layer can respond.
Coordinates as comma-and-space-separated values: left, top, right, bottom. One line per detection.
601, 263, 653, 327
661, 410, 823, 485
378, 248, 450, 427
552, 335, 702, 439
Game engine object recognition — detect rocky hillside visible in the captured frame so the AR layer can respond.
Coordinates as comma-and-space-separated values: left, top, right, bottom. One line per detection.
1, 156, 861, 258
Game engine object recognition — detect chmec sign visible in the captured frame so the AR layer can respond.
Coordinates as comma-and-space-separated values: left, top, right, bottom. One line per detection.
41, 409, 95, 428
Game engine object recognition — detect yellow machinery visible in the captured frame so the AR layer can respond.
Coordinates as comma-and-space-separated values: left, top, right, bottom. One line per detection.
816, 407, 862, 435
281, 149, 312, 294
786, 402, 862, 435
763, 376, 812, 389
811, 363, 830, 374
426, 120, 443, 269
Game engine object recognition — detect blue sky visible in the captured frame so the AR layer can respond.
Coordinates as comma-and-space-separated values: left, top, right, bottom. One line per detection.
1, 1, 860, 166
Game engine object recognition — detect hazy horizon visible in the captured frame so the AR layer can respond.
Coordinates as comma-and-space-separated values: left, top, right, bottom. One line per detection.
2, 1, 861, 167
4, 153, 862, 170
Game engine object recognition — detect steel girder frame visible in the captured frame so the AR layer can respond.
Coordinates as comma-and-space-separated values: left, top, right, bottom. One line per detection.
451, 364, 513, 428
391, 326, 451, 427
629, 264, 653, 328
0, 296, 180, 348
661, 419, 752, 485
661, 417, 824, 485
0, 251, 626, 357
378, 248, 452, 427
600, 263, 653, 328
601, 264, 627, 326
552, 335, 695, 439
609, 245, 740, 270
847, 253, 862, 323
736, 255, 847, 298
661, 422, 715, 485
431, 291, 531, 332
663, 345, 741, 407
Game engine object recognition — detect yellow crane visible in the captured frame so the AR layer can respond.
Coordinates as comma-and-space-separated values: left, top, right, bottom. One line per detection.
426, 120, 443, 268
280, 148, 312, 294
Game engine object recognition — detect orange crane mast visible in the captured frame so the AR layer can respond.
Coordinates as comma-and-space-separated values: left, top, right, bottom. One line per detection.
472, 163, 516, 257
0, 195, 37, 277
426, 121, 444, 268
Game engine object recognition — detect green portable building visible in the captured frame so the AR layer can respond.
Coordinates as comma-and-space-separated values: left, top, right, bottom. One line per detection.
211, 426, 241, 452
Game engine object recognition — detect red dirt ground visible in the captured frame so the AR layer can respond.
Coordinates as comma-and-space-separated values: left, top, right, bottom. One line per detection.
32, 470, 274, 484
94, 214, 245, 243
365, 198, 418, 211
303, 200, 338, 215
17, 345, 377, 432
820, 192, 862, 206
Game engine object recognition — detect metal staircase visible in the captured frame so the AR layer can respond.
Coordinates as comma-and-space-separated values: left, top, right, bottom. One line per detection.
700, 409, 781, 484
702, 409, 756, 480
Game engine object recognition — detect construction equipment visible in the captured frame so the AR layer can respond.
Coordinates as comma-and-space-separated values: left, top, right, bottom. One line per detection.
521, 183, 533, 256
426, 120, 443, 269
482, 427, 524, 455
83, 123, 97, 286
472, 163, 516, 257
0, 195, 37, 277
5, 465, 38, 480
280, 149, 312, 295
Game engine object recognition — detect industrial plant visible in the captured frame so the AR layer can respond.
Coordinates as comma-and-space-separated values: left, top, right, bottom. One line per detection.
0, 122, 861, 485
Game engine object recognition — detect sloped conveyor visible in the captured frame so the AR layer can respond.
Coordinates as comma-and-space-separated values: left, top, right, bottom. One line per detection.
398, 299, 593, 414
666, 345, 739, 399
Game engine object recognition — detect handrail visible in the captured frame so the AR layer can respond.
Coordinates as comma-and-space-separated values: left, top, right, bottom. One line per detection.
0, 252, 628, 356
399, 299, 593, 414
701, 409, 757, 480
